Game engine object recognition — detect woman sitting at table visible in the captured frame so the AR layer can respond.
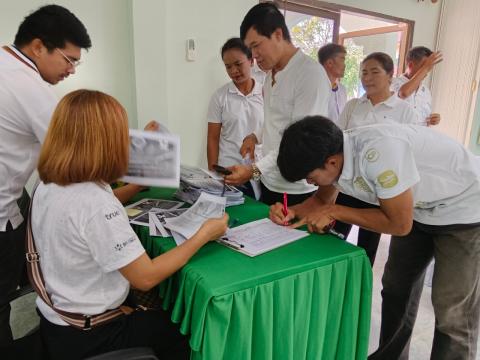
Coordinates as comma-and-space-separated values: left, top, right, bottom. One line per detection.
207, 37, 264, 198
334, 52, 423, 266
31, 89, 228, 360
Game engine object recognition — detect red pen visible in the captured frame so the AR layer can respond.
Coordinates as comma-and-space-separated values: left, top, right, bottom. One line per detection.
282, 192, 288, 225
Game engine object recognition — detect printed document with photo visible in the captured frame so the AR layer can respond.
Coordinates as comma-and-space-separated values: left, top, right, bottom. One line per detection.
126, 198, 184, 225
122, 129, 180, 188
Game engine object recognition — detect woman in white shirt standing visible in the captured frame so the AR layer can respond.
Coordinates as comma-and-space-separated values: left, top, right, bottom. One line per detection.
335, 52, 423, 266
207, 37, 264, 198
32, 90, 228, 360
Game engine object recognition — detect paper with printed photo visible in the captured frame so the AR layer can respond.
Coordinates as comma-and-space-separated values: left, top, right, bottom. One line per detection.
122, 129, 180, 188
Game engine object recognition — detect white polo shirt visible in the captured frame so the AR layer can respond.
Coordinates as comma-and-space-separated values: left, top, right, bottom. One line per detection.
0, 45, 58, 231
391, 75, 432, 121
337, 93, 425, 130
336, 124, 480, 226
328, 82, 347, 124
32, 182, 146, 325
207, 79, 264, 167
256, 49, 330, 194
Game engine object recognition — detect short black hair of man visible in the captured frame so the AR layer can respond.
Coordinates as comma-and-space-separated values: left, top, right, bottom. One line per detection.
362, 52, 394, 75
406, 46, 433, 63
277, 116, 344, 182
14, 4, 91, 51
221, 37, 252, 59
317, 43, 346, 65
240, 2, 291, 42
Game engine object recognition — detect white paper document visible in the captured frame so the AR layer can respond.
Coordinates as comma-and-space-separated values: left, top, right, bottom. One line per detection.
164, 192, 226, 239
122, 129, 180, 188
218, 218, 308, 257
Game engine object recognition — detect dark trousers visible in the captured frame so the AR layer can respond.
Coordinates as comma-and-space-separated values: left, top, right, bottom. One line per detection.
40, 309, 190, 360
369, 221, 480, 360
0, 189, 30, 346
334, 192, 381, 266
259, 182, 315, 206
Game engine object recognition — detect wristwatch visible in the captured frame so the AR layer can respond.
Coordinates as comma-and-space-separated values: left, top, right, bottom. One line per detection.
251, 163, 261, 181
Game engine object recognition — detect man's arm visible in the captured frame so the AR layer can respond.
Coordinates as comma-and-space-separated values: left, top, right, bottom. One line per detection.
397, 52, 443, 99
284, 189, 413, 236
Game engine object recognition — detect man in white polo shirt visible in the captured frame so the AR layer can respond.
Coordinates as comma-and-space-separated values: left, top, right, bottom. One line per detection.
317, 43, 348, 124
225, 2, 331, 206
0, 5, 91, 345
271, 116, 480, 360
391, 46, 443, 126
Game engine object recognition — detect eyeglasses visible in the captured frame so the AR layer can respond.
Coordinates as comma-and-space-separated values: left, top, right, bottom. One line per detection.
56, 48, 81, 68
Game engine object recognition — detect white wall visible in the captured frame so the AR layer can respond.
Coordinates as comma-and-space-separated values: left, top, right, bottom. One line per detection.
0, 0, 138, 127
132, 0, 257, 167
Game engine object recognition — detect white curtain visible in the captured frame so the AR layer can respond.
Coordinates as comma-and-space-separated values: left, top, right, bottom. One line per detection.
430, 0, 480, 145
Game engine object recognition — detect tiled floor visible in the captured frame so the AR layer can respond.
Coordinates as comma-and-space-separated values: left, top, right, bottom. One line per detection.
10, 229, 480, 359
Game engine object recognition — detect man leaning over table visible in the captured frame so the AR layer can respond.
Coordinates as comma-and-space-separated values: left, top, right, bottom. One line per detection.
270, 116, 480, 360
225, 2, 331, 206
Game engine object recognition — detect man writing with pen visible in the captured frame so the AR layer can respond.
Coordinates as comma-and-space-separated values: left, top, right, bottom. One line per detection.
269, 115, 480, 360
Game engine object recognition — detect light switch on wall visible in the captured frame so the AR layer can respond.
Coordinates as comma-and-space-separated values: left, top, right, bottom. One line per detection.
186, 38, 195, 61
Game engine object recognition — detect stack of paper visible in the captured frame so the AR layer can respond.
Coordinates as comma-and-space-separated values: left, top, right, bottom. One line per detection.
218, 218, 308, 257
174, 165, 244, 207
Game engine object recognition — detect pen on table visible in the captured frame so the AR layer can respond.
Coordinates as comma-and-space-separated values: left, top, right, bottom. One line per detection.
220, 236, 244, 249
323, 220, 345, 240
282, 192, 288, 226
327, 228, 345, 240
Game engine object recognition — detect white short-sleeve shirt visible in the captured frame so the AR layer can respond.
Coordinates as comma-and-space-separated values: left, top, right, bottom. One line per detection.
256, 49, 331, 194
0, 46, 58, 231
337, 93, 425, 130
32, 182, 146, 325
391, 75, 432, 121
207, 80, 264, 167
336, 124, 480, 225
328, 82, 347, 124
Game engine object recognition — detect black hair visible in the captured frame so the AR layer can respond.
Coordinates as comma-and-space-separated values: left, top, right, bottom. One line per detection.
317, 43, 346, 65
277, 116, 344, 182
362, 52, 394, 75
406, 46, 433, 63
240, 3, 290, 42
221, 37, 252, 59
14, 5, 91, 51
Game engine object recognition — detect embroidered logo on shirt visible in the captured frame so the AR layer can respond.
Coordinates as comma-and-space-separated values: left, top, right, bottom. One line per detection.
354, 176, 373, 193
365, 148, 379, 162
377, 170, 398, 189
105, 210, 120, 220
114, 237, 136, 251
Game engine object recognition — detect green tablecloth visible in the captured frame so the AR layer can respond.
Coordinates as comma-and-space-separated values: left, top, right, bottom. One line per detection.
132, 188, 372, 360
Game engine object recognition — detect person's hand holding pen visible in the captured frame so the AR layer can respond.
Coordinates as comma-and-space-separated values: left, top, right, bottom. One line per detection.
269, 202, 296, 225
270, 203, 345, 239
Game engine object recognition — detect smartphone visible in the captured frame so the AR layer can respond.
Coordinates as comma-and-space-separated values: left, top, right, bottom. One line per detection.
213, 164, 232, 175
